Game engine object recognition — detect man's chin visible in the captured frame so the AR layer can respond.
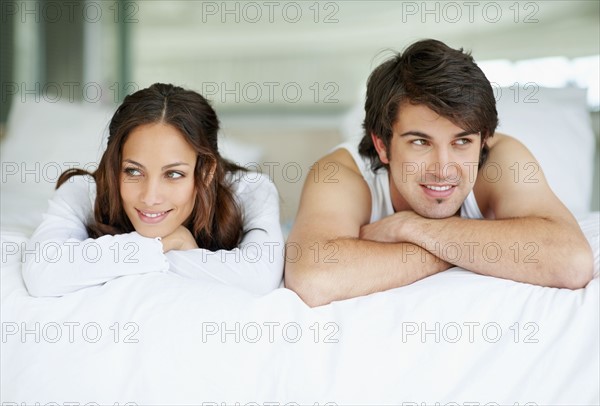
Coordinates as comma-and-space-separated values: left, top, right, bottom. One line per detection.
414, 205, 461, 219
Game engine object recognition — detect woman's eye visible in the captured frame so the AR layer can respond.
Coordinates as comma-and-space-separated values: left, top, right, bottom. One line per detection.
124, 167, 141, 176
166, 171, 184, 179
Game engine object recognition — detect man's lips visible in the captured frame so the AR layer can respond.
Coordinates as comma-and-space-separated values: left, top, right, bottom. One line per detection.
136, 209, 172, 223
420, 184, 456, 198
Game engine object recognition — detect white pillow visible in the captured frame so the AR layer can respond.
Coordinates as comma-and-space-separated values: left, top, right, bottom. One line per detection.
495, 86, 595, 215
1, 99, 114, 234
2, 99, 113, 184
218, 134, 265, 167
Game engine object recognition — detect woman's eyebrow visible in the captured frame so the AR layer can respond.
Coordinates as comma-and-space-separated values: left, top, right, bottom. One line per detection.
162, 162, 190, 170
122, 159, 144, 168
122, 160, 190, 170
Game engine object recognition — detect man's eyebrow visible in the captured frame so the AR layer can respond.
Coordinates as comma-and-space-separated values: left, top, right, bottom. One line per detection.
122, 159, 190, 170
399, 130, 479, 138
399, 131, 432, 139
454, 131, 480, 138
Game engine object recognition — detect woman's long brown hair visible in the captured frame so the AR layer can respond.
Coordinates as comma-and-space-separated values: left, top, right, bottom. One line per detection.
57, 83, 247, 250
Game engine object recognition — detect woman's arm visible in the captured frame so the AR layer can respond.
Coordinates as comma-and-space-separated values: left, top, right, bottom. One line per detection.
165, 173, 285, 295
22, 176, 169, 297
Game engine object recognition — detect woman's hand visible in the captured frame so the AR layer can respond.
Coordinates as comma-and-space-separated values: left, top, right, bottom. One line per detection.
161, 225, 199, 252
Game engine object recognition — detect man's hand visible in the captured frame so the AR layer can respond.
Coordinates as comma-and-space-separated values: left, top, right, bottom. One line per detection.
359, 210, 419, 243
161, 225, 199, 253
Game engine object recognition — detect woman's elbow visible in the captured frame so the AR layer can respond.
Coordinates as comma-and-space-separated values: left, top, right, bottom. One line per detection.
22, 263, 62, 297
241, 256, 284, 296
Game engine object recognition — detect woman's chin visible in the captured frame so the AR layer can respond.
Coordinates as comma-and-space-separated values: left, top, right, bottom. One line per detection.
133, 227, 165, 239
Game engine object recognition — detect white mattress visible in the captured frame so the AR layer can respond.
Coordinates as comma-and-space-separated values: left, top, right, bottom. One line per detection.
1, 213, 598, 404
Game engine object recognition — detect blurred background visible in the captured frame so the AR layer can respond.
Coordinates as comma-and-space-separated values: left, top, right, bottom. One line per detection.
1, 0, 599, 224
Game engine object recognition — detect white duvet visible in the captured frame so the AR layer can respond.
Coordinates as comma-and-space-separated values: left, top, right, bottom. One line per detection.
2, 213, 599, 405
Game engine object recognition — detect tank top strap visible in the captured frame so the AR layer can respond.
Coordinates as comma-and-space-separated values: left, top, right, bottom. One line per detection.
332, 142, 394, 223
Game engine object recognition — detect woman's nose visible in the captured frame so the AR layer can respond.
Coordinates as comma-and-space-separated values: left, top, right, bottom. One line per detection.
140, 179, 164, 206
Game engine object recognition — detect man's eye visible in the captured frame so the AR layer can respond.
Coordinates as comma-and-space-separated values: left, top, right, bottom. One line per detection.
455, 138, 472, 146
412, 139, 428, 146
124, 167, 141, 176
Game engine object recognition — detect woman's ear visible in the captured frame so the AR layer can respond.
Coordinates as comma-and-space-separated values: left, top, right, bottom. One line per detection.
371, 133, 390, 164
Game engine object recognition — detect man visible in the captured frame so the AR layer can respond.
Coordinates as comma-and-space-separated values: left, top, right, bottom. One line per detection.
285, 39, 593, 307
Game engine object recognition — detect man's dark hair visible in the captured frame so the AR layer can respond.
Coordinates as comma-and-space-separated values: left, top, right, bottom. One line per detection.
359, 39, 498, 171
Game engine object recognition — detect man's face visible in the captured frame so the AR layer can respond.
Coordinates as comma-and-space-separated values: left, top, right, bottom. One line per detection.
373, 103, 482, 219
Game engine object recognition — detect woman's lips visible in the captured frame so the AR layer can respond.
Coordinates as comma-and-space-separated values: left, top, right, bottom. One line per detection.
136, 209, 171, 224
421, 184, 456, 198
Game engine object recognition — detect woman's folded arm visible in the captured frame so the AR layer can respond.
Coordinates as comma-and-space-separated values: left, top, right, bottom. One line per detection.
22, 176, 169, 297
165, 173, 284, 295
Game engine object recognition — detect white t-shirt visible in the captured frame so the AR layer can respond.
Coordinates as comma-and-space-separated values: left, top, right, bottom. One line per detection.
22, 172, 284, 297
337, 141, 484, 222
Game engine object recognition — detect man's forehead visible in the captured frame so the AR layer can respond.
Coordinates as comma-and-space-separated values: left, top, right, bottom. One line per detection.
393, 105, 471, 135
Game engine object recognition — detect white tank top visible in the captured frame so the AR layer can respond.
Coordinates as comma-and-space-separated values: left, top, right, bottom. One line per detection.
337, 142, 484, 222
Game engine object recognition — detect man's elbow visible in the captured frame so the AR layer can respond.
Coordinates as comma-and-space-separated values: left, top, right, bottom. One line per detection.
556, 246, 595, 290
284, 263, 334, 308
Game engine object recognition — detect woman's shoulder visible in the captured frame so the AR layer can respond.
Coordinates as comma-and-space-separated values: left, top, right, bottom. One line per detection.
226, 171, 280, 229
228, 170, 276, 195
54, 173, 96, 214
56, 173, 95, 193
227, 171, 279, 213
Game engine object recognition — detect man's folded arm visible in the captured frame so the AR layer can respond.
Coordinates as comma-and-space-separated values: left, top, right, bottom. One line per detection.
285, 153, 450, 307
393, 136, 594, 289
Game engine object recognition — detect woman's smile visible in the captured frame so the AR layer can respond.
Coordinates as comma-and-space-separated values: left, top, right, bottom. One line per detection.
136, 208, 173, 223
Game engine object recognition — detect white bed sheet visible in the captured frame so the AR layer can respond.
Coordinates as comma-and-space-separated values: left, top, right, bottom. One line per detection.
2, 93, 598, 404
1, 213, 598, 404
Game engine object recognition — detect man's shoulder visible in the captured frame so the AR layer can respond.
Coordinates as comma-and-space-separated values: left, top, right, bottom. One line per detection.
483, 133, 523, 157
292, 146, 374, 236
477, 133, 536, 180
325, 147, 361, 173
310, 147, 376, 194
473, 133, 538, 216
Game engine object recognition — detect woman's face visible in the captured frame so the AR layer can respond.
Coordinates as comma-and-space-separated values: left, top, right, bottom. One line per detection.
120, 122, 197, 239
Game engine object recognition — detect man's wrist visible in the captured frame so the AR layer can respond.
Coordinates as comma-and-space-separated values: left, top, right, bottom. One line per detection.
395, 210, 420, 243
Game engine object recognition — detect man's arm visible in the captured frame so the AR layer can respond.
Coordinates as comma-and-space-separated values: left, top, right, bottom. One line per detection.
285, 149, 451, 307
362, 135, 594, 289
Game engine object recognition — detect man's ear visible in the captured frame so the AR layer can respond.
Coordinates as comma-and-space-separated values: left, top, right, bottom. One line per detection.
371, 133, 390, 164
480, 132, 486, 149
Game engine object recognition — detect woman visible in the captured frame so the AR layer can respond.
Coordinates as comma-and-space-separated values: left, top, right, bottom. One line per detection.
23, 83, 284, 297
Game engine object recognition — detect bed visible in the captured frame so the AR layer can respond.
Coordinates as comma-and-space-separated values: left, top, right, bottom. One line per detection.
1, 87, 598, 404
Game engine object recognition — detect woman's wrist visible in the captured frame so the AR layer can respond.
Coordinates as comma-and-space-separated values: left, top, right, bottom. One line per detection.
161, 226, 198, 253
